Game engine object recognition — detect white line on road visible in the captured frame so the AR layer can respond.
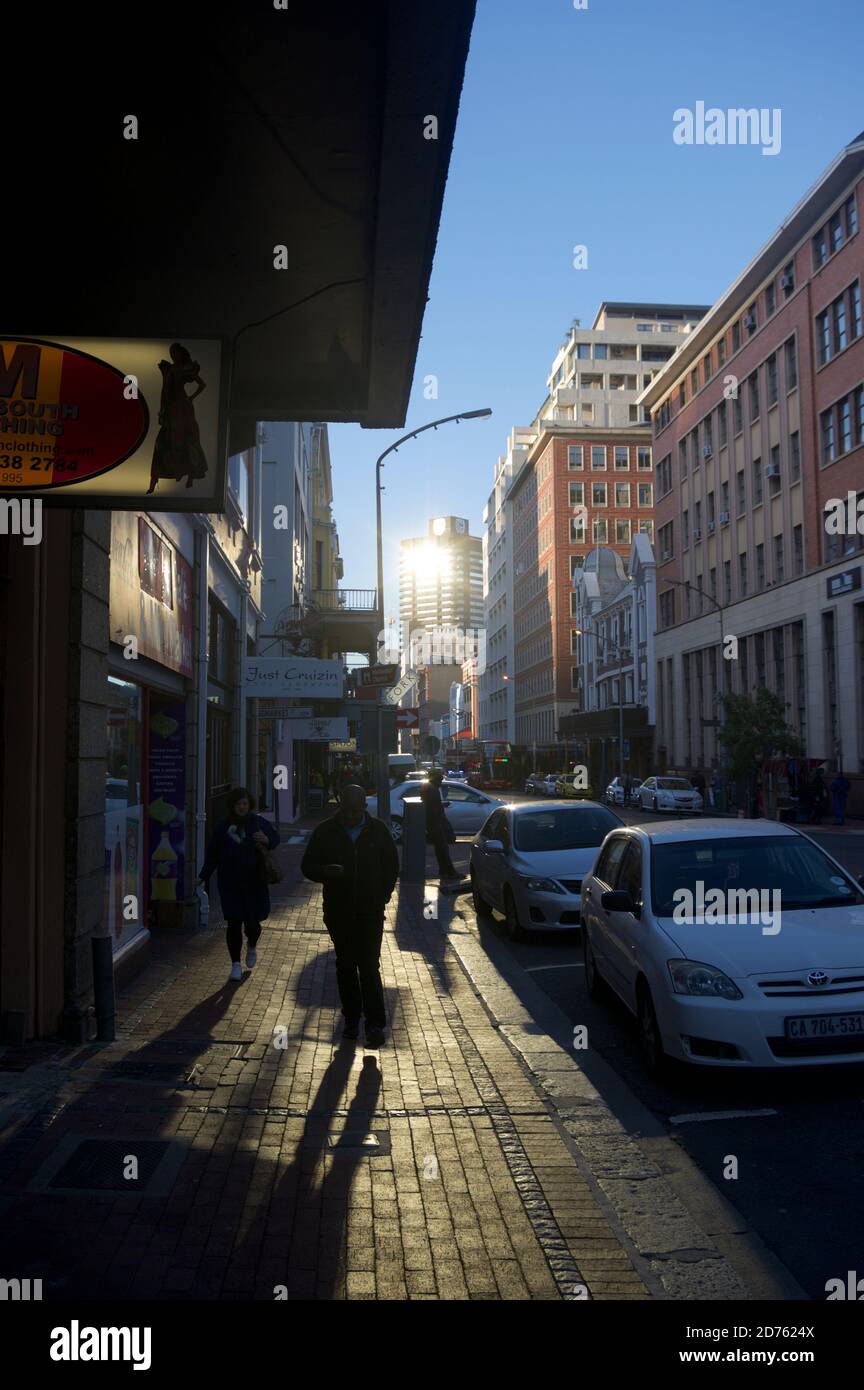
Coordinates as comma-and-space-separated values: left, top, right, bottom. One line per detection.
669, 1108, 778, 1125
524, 963, 585, 972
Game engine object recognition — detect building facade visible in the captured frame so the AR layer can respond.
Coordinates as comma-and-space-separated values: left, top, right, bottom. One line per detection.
640, 132, 864, 803
399, 516, 484, 642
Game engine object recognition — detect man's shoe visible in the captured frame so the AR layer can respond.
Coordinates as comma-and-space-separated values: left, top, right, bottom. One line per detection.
229, 961, 242, 982
365, 1027, 386, 1048
246, 947, 257, 968
342, 1022, 360, 1041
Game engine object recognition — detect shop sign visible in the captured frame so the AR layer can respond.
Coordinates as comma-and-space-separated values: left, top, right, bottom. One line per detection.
244, 657, 344, 698
288, 717, 349, 742
0, 335, 227, 510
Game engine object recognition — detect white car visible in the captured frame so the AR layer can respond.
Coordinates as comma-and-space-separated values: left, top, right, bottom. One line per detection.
605, 776, 643, 806
470, 801, 623, 939
581, 819, 864, 1071
639, 776, 702, 814
524, 772, 557, 796
366, 779, 504, 843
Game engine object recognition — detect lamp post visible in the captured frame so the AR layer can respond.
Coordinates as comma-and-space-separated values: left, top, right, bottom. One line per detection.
373, 408, 492, 816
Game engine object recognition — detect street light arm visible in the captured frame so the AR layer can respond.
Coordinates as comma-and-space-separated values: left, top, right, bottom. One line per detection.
375, 408, 493, 479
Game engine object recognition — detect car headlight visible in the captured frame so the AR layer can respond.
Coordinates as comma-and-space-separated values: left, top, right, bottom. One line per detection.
667, 959, 742, 999
522, 876, 565, 894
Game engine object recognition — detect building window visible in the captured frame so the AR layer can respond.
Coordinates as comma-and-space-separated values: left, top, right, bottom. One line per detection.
678, 439, 688, 480
690, 367, 699, 397
591, 446, 607, 470
817, 282, 862, 364
138, 518, 174, 609
658, 521, 674, 560
638, 519, 654, 540
782, 261, 795, 298
733, 394, 743, 435
790, 430, 801, 481
765, 281, 776, 317
637, 447, 652, 470
724, 559, 732, 604
769, 444, 781, 493
679, 382, 687, 411
721, 479, 730, 514
592, 481, 608, 506
657, 453, 672, 497
749, 372, 760, 421
615, 482, 630, 507
659, 589, 675, 628
682, 509, 690, 549
745, 303, 758, 335
846, 193, 859, 238
615, 519, 631, 544
755, 542, 765, 589
753, 456, 763, 505
614, 446, 629, 470
774, 534, 785, 584
738, 552, 748, 597
793, 524, 803, 574
717, 336, 727, 368
593, 517, 608, 543
567, 445, 584, 469
594, 344, 608, 360
820, 406, 837, 463
736, 470, 745, 515
766, 353, 778, 407
576, 343, 591, 359
732, 320, 741, 353
813, 225, 829, 269
785, 337, 798, 390
638, 482, 653, 507
718, 402, 728, 447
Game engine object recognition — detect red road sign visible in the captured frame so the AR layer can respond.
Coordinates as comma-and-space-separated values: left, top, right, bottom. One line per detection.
396, 707, 419, 729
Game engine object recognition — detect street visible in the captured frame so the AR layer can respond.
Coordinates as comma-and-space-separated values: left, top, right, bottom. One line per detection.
448, 797, 864, 1300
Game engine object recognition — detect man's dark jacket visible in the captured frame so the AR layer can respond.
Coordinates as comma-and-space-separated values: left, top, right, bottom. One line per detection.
419, 780, 448, 839
301, 813, 399, 924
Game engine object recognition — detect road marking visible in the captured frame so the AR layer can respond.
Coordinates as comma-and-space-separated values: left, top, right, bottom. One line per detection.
669, 1108, 778, 1125
524, 963, 585, 972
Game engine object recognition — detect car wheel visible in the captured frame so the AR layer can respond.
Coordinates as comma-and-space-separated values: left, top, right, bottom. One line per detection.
503, 887, 525, 943
637, 982, 665, 1075
390, 818, 403, 843
471, 870, 492, 917
584, 931, 607, 1000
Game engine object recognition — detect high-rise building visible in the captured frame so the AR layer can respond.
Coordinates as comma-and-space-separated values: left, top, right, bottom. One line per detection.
640, 132, 864, 806
480, 304, 708, 747
399, 516, 484, 642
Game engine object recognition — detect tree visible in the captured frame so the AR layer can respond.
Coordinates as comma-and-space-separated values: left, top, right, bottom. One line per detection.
719, 689, 803, 815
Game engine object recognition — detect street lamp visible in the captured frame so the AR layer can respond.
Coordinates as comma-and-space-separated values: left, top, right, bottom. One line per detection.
374, 408, 492, 814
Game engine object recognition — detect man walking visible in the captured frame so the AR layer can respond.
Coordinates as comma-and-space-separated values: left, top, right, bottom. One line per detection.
808, 767, 828, 825
301, 784, 398, 1046
420, 767, 459, 882
831, 770, 851, 825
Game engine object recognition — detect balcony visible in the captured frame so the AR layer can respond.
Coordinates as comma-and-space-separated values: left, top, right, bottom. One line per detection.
275, 589, 379, 660
311, 589, 378, 613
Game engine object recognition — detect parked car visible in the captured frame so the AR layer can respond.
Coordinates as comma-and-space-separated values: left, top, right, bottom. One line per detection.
524, 772, 557, 796
638, 776, 703, 814
470, 801, 623, 940
366, 778, 505, 843
554, 773, 595, 801
605, 776, 643, 806
581, 819, 864, 1071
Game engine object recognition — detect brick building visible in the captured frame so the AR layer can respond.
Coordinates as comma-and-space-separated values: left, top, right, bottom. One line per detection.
640, 131, 864, 805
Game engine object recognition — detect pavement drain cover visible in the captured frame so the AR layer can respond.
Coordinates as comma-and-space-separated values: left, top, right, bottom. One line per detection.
28, 1136, 187, 1196
324, 1131, 390, 1155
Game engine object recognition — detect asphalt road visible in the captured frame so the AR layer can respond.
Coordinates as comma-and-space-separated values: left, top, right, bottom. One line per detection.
449, 797, 864, 1301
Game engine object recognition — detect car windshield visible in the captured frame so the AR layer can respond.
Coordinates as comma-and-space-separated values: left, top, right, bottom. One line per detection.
513, 807, 620, 852
658, 778, 692, 790
651, 836, 864, 915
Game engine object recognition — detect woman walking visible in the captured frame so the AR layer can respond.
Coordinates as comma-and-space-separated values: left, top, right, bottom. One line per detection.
198, 788, 280, 982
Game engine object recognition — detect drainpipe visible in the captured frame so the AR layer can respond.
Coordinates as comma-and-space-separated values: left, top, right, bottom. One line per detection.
195, 522, 211, 924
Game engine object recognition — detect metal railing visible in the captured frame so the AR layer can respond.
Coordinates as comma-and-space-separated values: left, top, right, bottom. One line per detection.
310, 589, 378, 612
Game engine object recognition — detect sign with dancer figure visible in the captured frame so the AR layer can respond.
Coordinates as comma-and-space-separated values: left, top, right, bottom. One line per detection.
0, 335, 227, 511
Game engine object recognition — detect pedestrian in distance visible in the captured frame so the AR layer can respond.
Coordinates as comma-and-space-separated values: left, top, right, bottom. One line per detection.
198, 787, 280, 982
808, 767, 828, 825
300, 784, 398, 1046
420, 767, 459, 882
831, 770, 851, 825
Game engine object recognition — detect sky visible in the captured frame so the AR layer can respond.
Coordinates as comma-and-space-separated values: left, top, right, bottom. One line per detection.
329, 0, 864, 623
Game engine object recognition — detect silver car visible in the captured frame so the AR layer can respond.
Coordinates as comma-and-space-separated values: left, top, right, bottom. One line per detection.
367, 778, 504, 843
470, 801, 623, 940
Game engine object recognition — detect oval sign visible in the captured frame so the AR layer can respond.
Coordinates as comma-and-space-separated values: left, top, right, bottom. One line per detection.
0, 338, 149, 489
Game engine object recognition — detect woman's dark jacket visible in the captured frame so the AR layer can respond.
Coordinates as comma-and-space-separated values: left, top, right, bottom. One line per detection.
199, 815, 280, 921
301, 813, 399, 926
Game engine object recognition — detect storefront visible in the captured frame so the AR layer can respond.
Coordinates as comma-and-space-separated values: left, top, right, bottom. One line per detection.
108, 513, 195, 963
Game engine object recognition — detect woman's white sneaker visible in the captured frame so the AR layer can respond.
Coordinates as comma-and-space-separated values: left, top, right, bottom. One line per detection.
246, 948, 257, 968
229, 961, 242, 982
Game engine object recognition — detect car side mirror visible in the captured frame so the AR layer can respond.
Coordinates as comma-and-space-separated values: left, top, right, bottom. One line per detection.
485, 838, 506, 853
601, 889, 639, 916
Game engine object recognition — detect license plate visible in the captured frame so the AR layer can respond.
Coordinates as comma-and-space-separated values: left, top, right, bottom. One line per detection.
785, 1013, 864, 1040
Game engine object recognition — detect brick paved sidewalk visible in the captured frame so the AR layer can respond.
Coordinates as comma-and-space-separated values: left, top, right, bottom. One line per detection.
0, 840, 652, 1301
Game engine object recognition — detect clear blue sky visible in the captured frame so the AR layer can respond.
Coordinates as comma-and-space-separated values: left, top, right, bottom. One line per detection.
329, 0, 864, 621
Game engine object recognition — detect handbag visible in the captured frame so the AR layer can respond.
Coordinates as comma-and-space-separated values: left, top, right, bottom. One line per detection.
254, 818, 282, 885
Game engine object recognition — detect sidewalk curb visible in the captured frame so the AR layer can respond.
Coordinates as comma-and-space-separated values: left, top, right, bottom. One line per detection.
435, 894, 809, 1302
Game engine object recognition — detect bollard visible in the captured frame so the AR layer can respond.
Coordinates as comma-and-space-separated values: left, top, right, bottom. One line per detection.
91, 934, 116, 1042
400, 796, 427, 885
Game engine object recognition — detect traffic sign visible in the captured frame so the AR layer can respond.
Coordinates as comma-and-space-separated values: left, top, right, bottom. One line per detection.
386, 669, 418, 705
358, 664, 399, 688
396, 707, 419, 730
